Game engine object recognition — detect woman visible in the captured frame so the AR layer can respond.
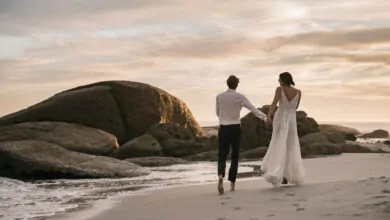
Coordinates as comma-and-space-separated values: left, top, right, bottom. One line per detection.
261, 72, 305, 187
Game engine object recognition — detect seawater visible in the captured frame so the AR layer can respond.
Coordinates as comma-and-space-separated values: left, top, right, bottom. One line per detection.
0, 162, 259, 220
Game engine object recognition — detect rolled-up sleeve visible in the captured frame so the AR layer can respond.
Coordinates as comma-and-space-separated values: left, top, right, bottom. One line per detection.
241, 96, 267, 120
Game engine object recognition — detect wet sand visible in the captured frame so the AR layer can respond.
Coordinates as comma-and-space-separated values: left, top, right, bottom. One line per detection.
61, 154, 390, 220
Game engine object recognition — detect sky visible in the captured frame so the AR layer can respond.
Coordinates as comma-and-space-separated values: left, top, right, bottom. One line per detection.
1, 0, 390, 126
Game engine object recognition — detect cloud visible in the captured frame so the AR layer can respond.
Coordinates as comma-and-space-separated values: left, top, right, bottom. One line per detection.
265, 27, 390, 50
248, 52, 390, 67
1, 0, 390, 122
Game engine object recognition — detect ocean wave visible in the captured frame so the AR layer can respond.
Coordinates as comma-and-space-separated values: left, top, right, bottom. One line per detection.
0, 161, 259, 219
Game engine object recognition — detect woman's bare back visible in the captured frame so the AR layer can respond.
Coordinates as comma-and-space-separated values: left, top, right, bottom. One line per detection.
280, 86, 301, 109
281, 86, 299, 101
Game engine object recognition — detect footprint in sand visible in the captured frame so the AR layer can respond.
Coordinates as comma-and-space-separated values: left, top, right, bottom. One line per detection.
221, 202, 227, 205
292, 203, 300, 207
322, 212, 333, 217
233, 207, 242, 211
285, 193, 295, 197
382, 189, 390, 194
296, 207, 305, 212
265, 213, 275, 217
298, 198, 308, 202
373, 195, 387, 199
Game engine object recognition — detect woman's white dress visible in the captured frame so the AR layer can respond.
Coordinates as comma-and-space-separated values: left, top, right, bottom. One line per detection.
260, 88, 305, 186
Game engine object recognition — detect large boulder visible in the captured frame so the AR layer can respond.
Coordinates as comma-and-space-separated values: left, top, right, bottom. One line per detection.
299, 132, 344, 156
240, 106, 272, 150
240, 106, 319, 150
299, 132, 329, 146
125, 157, 189, 167
111, 134, 162, 159
296, 111, 320, 137
338, 143, 377, 153
0, 81, 203, 144
160, 139, 206, 157
148, 122, 194, 141
0, 122, 118, 156
185, 150, 218, 161
241, 147, 268, 159
319, 124, 358, 141
321, 131, 346, 144
319, 124, 361, 136
148, 123, 218, 156
360, 129, 389, 139
0, 141, 149, 180
301, 142, 342, 156
384, 140, 390, 145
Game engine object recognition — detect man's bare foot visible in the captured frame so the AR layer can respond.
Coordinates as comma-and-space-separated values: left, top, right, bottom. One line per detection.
230, 182, 235, 192
218, 178, 224, 195
282, 177, 288, 185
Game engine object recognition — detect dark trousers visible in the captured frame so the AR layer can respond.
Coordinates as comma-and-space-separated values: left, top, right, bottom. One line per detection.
217, 124, 241, 183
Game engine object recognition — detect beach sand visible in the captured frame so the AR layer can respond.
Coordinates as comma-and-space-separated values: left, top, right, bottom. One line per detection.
62, 154, 390, 220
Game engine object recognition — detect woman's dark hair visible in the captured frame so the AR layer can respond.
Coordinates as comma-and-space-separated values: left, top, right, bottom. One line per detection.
279, 72, 295, 86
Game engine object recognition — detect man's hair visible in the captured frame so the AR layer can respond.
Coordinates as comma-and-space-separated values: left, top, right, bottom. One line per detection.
227, 75, 239, 89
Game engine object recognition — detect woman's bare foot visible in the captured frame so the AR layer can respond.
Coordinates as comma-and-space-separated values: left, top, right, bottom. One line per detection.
218, 178, 224, 195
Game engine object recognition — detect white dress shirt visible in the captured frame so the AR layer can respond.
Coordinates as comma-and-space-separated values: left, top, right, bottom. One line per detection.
216, 89, 267, 125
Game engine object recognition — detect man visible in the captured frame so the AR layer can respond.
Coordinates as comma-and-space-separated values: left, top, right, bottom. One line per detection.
216, 75, 270, 194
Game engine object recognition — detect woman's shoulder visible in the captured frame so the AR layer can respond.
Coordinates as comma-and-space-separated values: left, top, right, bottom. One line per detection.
291, 87, 301, 92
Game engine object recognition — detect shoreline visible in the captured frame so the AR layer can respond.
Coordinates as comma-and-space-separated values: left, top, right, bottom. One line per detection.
56, 153, 390, 220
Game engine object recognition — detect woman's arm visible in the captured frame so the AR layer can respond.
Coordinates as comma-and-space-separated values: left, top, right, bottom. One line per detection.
268, 87, 282, 118
296, 90, 302, 109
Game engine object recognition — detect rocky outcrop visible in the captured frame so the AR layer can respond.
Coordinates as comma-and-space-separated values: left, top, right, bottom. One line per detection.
298, 131, 386, 156
148, 122, 194, 141
338, 143, 377, 153
185, 150, 218, 161
300, 132, 329, 146
0, 81, 203, 144
148, 123, 217, 157
345, 133, 357, 141
0, 122, 118, 156
319, 124, 359, 141
240, 106, 319, 150
384, 140, 390, 145
111, 134, 162, 159
299, 132, 343, 156
125, 157, 189, 167
0, 141, 149, 180
241, 147, 268, 159
301, 142, 342, 156
160, 139, 206, 157
296, 111, 320, 137
360, 130, 390, 139
352, 142, 390, 153
321, 131, 346, 144
319, 124, 361, 135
